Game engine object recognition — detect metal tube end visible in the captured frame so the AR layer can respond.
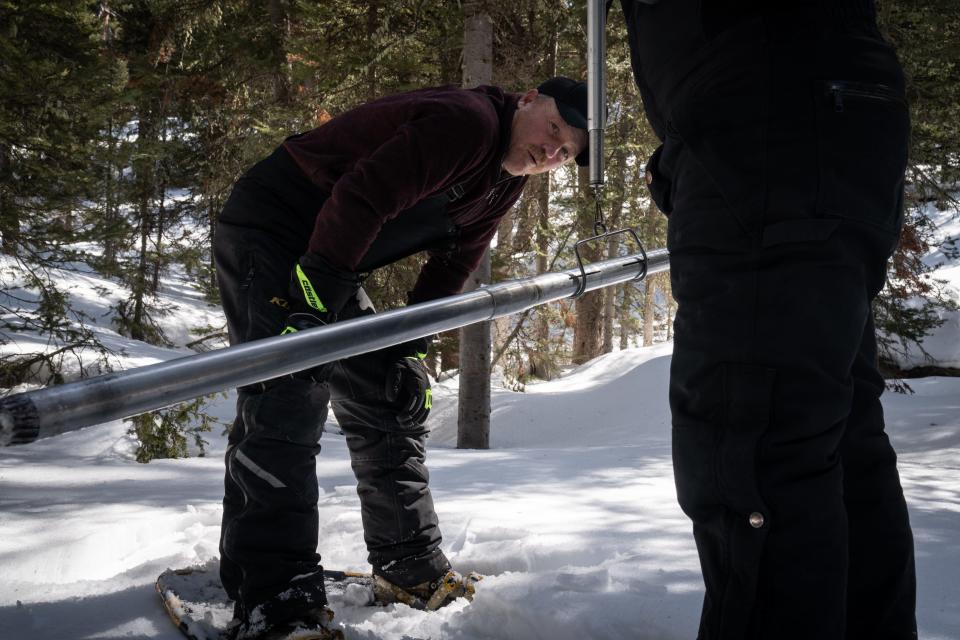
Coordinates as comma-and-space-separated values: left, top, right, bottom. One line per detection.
0, 394, 41, 446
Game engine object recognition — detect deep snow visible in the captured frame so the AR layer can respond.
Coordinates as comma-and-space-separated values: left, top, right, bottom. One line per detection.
1, 198, 958, 639
1, 341, 958, 640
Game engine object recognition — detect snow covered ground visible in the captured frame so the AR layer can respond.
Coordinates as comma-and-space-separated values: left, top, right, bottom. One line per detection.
1, 199, 958, 639
889, 202, 960, 370
1, 341, 958, 640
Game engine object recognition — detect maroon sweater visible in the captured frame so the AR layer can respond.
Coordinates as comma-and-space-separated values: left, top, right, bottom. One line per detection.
283, 85, 528, 304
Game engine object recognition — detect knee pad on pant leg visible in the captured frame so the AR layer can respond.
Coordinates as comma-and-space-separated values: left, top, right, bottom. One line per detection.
229, 388, 328, 509
230, 379, 329, 506
344, 425, 429, 482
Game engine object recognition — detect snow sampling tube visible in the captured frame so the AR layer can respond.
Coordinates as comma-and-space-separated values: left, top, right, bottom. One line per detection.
0, 248, 669, 446
588, 0, 606, 189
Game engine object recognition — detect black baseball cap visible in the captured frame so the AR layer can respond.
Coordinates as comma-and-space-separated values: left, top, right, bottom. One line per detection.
537, 76, 590, 167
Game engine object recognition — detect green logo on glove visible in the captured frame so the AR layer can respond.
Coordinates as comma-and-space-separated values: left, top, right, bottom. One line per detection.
295, 264, 328, 313
424, 388, 433, 410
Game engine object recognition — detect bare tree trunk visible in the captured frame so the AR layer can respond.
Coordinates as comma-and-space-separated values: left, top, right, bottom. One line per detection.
529, 174, 556, 380
528, 26, 557, 380
601, 111, 630, 353
643, 276, 656, 346
99, 7, 121, 269
642, 197, 662, 346
572, 166, 603, 364
601, 190, 624, 354
365, 0, 380, 99
667, 292, 675, 341
533, 173, 549, 273
602, 276, 616, 353
512, 178, 538, 252
457, 252, 492, 449
127, 98, 158, 342
457, 0, 493, 449
440, 331, 460, 372
268, 0, 292, 104
103, 116, 121, 268
601, 220, 619, 354
492, 194, 515, 358
619, 284, 631, 350
131, 190, 152, 341
151, 180, 166, 294
0, 142, 16, 256
461, 2, 493, 89
209, 198, 218, 296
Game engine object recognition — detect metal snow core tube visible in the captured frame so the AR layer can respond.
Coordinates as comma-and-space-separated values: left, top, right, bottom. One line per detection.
0, 249, 670, 446
587, 0, 606, 188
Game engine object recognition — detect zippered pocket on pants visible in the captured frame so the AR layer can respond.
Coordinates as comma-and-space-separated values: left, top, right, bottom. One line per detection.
815, 80, 909, 232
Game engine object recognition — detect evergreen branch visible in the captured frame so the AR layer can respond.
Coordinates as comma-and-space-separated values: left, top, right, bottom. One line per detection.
910, 163, 960, 210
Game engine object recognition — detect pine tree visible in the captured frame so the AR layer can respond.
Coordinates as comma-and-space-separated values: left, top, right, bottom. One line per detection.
0, 1, 124, 386
874, 0, 960, 374
0, 2, 124, 257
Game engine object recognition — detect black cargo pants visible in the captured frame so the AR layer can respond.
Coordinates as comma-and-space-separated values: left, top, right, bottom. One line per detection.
213, 215, 448, 619
647, 18, 917, 640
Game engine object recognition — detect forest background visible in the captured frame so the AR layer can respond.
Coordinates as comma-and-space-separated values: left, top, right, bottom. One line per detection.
1, 1, 958, 458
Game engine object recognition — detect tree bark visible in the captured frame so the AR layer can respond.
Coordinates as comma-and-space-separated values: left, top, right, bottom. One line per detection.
132, 189, 152, 341
642, 200, 660, 346
601, 190, 625, 354
512, 178, 538, 253
209, 198, 218, 296
365, 1, 380, 99
103, 116, 120, 268
572, 166, 603, 364
151, 178, 166, 294
99, 7, 121, 269
527, 26, 558, 380
642, 275, 656, 347
667, 292, 675, 341
268, 0, 292, 104
529, 173, 555, 380
457, 249, 492, 449
0, 142, 16, 256
601, 111, 630, 353
457, 0, 494, 449
602, 278, 616, 353
492, 189, 515, 357
461, 2, 493, 88
128, 96, 158, 342
619, 284, 631, 350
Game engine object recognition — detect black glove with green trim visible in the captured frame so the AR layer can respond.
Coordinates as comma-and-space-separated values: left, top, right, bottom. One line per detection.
279, 252, 360, 383
283, 252, 360, 334
383, 336, 434, 428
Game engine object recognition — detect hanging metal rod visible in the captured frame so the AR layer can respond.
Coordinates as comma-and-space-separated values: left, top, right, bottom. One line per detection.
587, 0, 606, 189
0, 248, 669, 446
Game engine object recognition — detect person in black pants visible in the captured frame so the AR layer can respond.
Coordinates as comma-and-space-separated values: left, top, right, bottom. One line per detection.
620, 2, 916, 638
214, 78, 589, 639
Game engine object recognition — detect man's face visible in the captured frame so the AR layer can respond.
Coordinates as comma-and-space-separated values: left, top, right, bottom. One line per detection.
502, 90, 587, 176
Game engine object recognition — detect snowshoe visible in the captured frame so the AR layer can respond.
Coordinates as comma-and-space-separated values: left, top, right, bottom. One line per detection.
157, 563, 350, 640
232, 604, 343, 640
372, 569, 482, 610
156, 562, 481, 640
